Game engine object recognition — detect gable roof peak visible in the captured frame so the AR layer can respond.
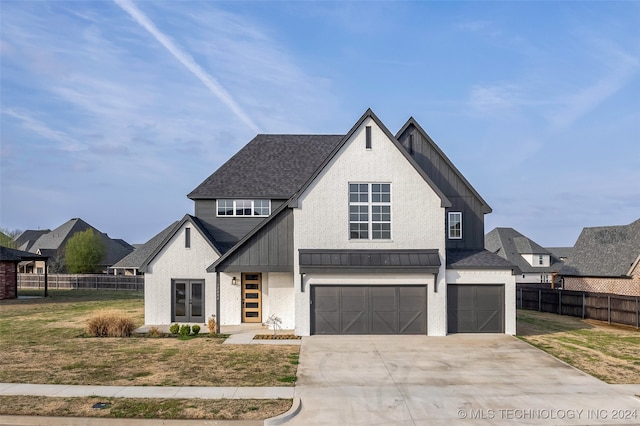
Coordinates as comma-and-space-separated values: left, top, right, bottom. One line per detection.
396, 116, 492, 214
288, 109, 451, 209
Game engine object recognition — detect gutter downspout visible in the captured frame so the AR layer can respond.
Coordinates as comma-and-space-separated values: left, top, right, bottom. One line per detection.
216, 271, 221, 334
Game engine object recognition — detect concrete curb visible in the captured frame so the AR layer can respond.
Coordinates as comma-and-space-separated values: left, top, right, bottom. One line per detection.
263, 397, 301, 426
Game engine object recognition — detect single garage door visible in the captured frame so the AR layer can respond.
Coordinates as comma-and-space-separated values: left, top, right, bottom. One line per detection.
447, 284, 504, 333
311, 285, 427, 335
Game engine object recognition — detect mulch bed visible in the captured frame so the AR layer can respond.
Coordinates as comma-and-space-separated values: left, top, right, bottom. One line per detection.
253, 334, 301, 340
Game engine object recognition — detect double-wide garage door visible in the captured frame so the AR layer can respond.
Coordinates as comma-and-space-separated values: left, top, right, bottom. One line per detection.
447, 284, 504, 333
311, 285, 427, 335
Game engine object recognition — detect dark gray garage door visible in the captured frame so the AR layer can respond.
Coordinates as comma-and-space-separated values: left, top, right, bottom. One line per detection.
447, 284, 504, 333
311, 285, 427, 335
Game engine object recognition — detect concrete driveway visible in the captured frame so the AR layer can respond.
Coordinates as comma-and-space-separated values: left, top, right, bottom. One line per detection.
289, 335, 640, 425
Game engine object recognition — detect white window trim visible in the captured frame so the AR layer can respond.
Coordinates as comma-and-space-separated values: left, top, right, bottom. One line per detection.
448, 211, 463, 239
349, 182, 391, 240
216, 199, 271, 217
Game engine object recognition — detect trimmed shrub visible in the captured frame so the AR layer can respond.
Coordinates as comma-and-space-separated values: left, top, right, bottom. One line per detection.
169, 323, 180, 335
191, 325, 201, 335
179, 324, 191, 337
86, 310, 136, 337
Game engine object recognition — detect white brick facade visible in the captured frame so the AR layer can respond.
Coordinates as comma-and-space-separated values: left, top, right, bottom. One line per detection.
144, 221, 218, 325
293, 116, 448, 336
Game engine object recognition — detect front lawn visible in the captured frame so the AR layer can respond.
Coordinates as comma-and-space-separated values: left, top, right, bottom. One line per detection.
517, 309, 640, 384
0, 290, 299, 387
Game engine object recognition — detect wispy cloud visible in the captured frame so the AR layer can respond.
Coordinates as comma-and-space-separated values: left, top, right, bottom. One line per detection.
2, 109, 83, 151
549, 40, 640, 129
113, 0, 260, 133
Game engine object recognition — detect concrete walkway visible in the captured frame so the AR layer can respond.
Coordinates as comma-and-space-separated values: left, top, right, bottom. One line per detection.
0, 383, 294, 399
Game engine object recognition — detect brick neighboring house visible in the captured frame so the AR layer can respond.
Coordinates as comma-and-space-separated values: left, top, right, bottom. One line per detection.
560, 219, 640, 296
0, 247, 47, 299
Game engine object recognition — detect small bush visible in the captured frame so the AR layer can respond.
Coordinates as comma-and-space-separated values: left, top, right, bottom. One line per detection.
179, 324, 191, 337
191, 325, 200, 335
148, 326, 162, 338
169, 323, 180, 335
86, 310, 136, 337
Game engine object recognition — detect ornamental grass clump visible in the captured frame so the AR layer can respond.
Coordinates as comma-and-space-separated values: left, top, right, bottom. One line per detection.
86, 310, 136, 337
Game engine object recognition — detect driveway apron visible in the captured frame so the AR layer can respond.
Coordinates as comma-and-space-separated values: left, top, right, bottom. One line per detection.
289, 335, 640, 425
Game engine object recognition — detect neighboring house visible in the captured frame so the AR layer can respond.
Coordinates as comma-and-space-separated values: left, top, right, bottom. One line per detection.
111, 222, 179, 275
22, 218, 134, 274
560, 219, 640, 296
485, 228, 564, 286
14, 229, 50, 252
142, 109, 518, 336
0, 247, 47, 299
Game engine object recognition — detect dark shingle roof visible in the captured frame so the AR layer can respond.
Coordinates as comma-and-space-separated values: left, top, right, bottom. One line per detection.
111, 222, 179, 269
547, 247, 573, 260
446, 249, 519, 271
188, 134, 344, 199
0, 246, 47, 262
485, 228, 564, 274
560, 219, 640, 277
15, 229, 50, 251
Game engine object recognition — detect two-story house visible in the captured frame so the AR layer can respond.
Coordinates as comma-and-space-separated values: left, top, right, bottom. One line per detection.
485, 227, 565, 287
141, 109, 517, 335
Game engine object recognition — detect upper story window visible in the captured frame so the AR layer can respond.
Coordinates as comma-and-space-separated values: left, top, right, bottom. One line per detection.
538, 255, 544, 265
185, 227, 191, 248
349, 183, 391, 240
448, 212, 462, 239
217, 199, 271, 217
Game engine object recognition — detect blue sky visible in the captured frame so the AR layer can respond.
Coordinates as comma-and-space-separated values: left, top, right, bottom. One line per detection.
1, 1, 639, 246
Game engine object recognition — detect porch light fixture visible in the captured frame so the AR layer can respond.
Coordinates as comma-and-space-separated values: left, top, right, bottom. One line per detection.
231, 277, 237, 286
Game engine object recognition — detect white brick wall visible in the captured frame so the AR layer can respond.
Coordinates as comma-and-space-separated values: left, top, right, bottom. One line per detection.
265, 272, 295, 329
144, 221, 219, 325
292, 116, 447, 335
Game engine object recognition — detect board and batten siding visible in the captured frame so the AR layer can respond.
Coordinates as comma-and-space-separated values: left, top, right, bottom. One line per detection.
214, 208, 294, 272
397, 128, 487, 251
194, 199, 287, 247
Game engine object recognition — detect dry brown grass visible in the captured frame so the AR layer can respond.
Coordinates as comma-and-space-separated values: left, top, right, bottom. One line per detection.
517, 309, 640, 384
0, 395, 291, 420
0, 290, 299, 387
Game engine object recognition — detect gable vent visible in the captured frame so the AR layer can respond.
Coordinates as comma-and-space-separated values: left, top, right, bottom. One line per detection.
365, 126, 372, 149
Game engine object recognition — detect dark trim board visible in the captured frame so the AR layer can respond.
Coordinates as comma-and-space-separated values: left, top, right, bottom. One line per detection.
447, 284, 505, 333
311, 285, 427, 335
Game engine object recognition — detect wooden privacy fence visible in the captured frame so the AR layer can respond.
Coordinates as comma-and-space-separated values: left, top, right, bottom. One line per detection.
18, 273, 144, 291
517, 287, 640, 328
